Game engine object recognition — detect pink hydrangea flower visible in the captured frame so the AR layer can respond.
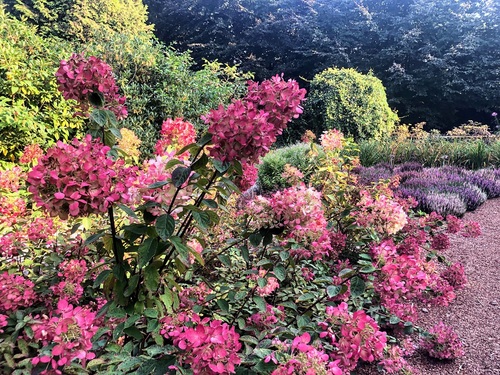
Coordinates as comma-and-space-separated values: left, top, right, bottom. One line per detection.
0, 314, 8, 333
0, 272, 37, 313
31, 299, 98, 373
56, 53, 127, 119
27, 135, 137, 219
320, 129, 344, 152
155, 117, 197, 159
161, 313, 241, 374
203, 75, 306, 164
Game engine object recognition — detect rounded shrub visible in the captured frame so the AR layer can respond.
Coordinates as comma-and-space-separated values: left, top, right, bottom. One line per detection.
258, 143, 320, 192
305, 67, 398, 140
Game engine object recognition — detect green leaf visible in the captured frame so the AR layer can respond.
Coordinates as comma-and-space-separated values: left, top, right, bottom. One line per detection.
249, 233, 262, 247
273, 264, 286, 282
338, 268, 355, 278
257, 277, 268, 288
84, 232, 105, 246
124, 326, 143, 340
144, 265, 160, 292
253, 295, 266, 311
124, 274, 140, 297
239, 335, 259, 346
201, 199, 218, 208
109, 126, 122, 139
171, 166, 191, 188
144, 308, 158, 319
197, 133, 212, 147
389, 316, 401, 325
169, 236, 190, 264
116, 204, 138, 219
176, 142, 199, 156
360, 265, 376, 273
155, 214, 175, 241
327, 285, 341, 298
192, 210, 211, 229
188, 244, 205, 266
218, 254, 231, 267
240, 245, 250, 262
213, 159, 230, 173
191, 153, 209, 170
93, 269, 112, 288
148, 180, 169, 189
297, 315, 310, 328
262, 231, 273, 246
160, 291, 174, 314
350, 276, 366, 297
297, 292, 315, 302
217, 299, 229, 312
90, 108, 107, 126
138, 237, 159, 268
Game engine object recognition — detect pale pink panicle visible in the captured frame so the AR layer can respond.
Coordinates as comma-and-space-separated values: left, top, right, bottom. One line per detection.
320, 129, 344, 152
161, 313, 241, 374
31, 299, 98, 373
355, 191, 408, 235
203, 74, 306, 164
51, 260, 88, 303
281, 164, 304, 186
0, 165, 24, 192
19, 144, 44, 165
155, 117, 197, 158
420, 322, 464, 360
0, 272, 37, 313
27, 135, 137, 219
56, 53, 127, 119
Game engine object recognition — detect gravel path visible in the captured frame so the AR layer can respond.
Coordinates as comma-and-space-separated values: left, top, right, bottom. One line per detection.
406, 198, 500, 375
357, 198, 500, 375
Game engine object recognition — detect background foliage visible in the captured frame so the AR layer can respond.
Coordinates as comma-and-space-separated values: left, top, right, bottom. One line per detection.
144, 0, 500, 132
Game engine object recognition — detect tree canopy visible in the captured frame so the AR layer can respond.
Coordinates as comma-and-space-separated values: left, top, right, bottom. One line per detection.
145, 0, 500, 131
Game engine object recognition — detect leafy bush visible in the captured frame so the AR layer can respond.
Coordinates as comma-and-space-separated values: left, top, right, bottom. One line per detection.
257, 143, 319, 192
304, 67, 398, 140
0, 7, 84, 160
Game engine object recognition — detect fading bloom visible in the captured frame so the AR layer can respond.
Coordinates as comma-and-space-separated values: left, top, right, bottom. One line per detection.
19, 144, 44, 165
420, 322, 464, 360
320, 129, 344, 152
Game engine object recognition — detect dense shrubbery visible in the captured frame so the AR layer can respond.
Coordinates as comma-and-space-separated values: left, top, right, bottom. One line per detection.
0, 56, 479, 374
303, 68, 398, 140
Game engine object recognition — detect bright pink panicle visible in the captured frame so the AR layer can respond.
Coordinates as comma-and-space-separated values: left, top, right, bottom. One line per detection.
0, 272, 37, 313
161, 313, 242, 374
203, 75, 306, 165
27, 135, 137, 219
56, 53, 127, 119
319, 302, 387, 372
31, 299, 98, 373
155, 118, 197, 158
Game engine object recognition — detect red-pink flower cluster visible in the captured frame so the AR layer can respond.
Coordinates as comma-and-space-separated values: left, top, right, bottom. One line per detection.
371, 240, 431, 322
355, 191, 408, 235
420, 322, 464, 359
161, 312, 241, 374
445, 215, 463, 234
0, 196, 27, 228
270, 332, 343, 375
319, 302, 387, 371
19, 144, 44, 165
0, 272, 37, 313
27, 135, 137, 219
31, 299, 98, 373
441, 262, 467, 290
378, 345, 413, 374
461, 221, 481, 238
178, 283, 213, 311
0, 314, 8, 333
56, 53, 127, 119
235, 162, 259, 191
51, 260, 88, 303
203, 75, 306, 164
155, 117, 197, 159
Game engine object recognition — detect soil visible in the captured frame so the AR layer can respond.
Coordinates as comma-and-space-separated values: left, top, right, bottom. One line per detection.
357, 198, 500, 375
